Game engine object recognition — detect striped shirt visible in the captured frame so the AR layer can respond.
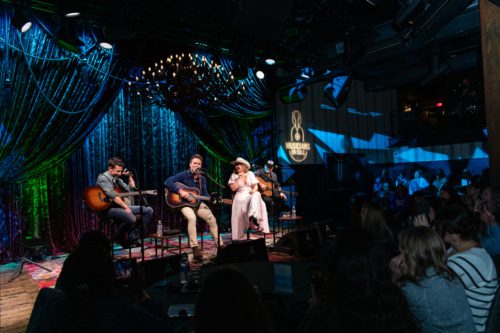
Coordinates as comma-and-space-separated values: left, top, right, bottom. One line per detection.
448, 247, 498, 332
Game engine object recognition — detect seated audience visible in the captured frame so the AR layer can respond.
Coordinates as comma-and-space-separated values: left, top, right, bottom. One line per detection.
195, 266, 273, 333
27, 246, 172, 333
432, 169, 448, 197
300, 229, 419, 333
408, 170, 430, 196
373, 168, 391, 193
480, 189, 500, 256
393, 226, 475, 333
438, 208, 498, 332
360, 201, 397, 256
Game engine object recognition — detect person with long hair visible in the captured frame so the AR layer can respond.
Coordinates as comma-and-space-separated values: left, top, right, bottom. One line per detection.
438, 207, 498, 332
228, 157, 269, 240
300, 229, 419, 333
393, 226, 475, 333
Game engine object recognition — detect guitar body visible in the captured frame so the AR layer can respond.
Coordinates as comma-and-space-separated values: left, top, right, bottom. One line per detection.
255, 176, 298, 198
84, 186, 121, 212
165, 184, 202, 208
84, 186, 158, 212
165, 183, 233, 208
256, 176, 274, 197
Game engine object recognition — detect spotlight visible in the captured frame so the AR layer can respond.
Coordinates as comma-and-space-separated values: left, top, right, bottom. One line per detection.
256, 70, 265, 79
265, 58, 276, 65
99, 42, 113, 49
60, 2, 82, 18
323, 74, 352, 109
12, 6, 32, 33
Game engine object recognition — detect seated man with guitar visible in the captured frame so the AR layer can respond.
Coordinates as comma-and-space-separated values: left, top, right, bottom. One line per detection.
95, 157, 154, 247
254, 160, 287, 214
164, 154, 222, 262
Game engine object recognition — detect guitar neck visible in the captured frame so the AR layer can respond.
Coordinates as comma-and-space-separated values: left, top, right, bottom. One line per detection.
117, 191, 153, 197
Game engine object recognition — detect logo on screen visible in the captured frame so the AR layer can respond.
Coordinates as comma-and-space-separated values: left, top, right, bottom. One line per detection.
285, 110, 310, 162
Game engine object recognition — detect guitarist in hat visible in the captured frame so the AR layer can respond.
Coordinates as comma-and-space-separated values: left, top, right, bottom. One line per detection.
254, 160, 287, 213
96, 157, 153, 247
164, 154, 222, 261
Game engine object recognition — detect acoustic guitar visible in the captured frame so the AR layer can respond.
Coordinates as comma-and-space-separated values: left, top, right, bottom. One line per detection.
84, 186, 157, 212
256, 176, 298, 198
165, 182, 232, 208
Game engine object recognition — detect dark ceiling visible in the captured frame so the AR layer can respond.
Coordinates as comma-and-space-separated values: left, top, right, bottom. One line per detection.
2, 0, 482, 90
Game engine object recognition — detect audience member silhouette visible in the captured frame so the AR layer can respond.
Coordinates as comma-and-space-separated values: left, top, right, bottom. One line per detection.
27, 245, 172, 333
195, 266, 273, 333
300, 229, 419, 333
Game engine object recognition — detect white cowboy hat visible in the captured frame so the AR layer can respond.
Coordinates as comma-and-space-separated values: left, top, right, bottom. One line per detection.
231, 157, 251, 169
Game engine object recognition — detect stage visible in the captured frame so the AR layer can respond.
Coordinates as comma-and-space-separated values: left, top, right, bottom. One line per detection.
0, 230, 310, 333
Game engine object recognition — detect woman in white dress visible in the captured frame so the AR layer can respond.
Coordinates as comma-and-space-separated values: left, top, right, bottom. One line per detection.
228, 157, 269, 241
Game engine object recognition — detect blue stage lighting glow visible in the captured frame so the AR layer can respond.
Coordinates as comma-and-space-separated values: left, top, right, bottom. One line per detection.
277, 145, 292, 164
472, 147, 489, 159
394, 147, 449, 162
314, 144, 329, 162
347, 108, 382, 118
320, 104, 337, 111
308, 128, 346, 153
351, 133, 389, 150
483, 128, 488, 137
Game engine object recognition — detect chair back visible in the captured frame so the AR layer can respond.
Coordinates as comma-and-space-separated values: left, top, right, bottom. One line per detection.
485, 283, 500, 333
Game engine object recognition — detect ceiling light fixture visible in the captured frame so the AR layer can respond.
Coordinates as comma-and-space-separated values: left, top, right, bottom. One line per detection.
130, 53, 245, 109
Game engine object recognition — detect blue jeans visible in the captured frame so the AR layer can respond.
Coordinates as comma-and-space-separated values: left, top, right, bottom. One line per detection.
106, 206, 154, 243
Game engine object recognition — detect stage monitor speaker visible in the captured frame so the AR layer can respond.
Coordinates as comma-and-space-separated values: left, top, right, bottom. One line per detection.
274, 228, 321, 257
139, 254, 181, 287
216, 238, 269, 264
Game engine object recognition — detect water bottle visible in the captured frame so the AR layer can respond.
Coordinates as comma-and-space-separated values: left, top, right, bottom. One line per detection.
156, 220, 163, 237
292, 205, 296, 218
179, 253, 189, 285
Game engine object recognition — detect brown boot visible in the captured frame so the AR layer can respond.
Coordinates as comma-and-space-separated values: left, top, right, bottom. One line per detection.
192, 246, 203, 262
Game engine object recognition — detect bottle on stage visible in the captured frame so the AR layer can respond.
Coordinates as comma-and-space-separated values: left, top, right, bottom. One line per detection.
156, 220, 163, 237
292, 205, 296, 218
180, 253, 189, 284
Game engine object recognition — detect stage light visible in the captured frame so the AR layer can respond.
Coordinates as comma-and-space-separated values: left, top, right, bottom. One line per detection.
265, 58, 276, 65
65, 12, 80, 18
99, 42, 113, 49
12, 6, 32, 33
323, 74, 352, 109
300, 66, 314, 80
256, 70, 265, 79
435, 102, 443, 107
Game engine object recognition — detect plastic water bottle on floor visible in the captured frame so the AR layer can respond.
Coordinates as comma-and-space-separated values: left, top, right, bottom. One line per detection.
156, 220, 163, 237
180, 253, 189, 285
292, 205, 296, 218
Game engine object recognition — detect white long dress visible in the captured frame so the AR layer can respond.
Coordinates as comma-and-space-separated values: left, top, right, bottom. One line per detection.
228, 171, 269, 240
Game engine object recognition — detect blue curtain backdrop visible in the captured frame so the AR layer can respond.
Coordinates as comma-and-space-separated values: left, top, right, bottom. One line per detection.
0, 10, 273, 260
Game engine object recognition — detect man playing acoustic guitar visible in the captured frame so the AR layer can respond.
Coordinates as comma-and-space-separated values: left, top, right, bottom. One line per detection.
164, 154, 222, 262
254, 160, 287, 214
96, 157, 153, 248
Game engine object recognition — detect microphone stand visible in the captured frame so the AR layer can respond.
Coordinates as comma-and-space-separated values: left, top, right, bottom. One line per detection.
9, 196, 51, 282
129, 169, 145, 262
200, 168, 225, 250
